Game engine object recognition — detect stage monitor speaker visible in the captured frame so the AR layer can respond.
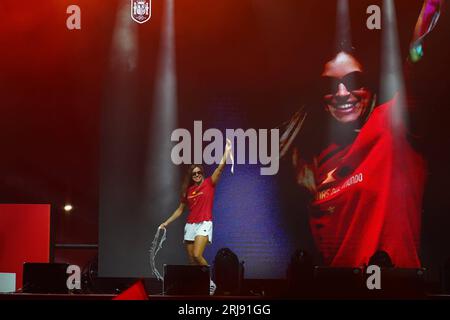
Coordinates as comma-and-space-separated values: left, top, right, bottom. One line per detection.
314, 267, 365, 298
22, 262, 69, 294
366, 268, 426, 298
163, 265, 209, 296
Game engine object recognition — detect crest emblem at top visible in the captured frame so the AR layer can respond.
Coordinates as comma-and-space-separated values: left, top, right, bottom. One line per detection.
131, 0, 151, 24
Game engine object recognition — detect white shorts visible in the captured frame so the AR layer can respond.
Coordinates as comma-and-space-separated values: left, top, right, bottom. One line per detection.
184, 221, 213, 243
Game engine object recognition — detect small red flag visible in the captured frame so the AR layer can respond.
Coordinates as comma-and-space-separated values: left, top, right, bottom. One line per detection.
113, 280, 149, 300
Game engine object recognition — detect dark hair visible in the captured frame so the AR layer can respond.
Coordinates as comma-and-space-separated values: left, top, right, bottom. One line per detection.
180, 164, 205, 200
368, 250, 394, 268
314, 46, 379, 99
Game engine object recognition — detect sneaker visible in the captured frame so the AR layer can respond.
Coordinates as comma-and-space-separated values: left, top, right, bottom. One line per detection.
209, 280, 216, 296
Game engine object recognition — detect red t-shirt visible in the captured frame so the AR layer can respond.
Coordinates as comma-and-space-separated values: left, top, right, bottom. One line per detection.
183, 177, 215, 223
309, 97, 425, 267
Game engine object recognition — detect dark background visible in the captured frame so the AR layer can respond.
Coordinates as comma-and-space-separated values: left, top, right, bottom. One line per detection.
1, 0, 450, 281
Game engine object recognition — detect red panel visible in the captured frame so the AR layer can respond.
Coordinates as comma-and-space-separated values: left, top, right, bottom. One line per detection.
0, 204, 50, 290
113, 280, 148, 300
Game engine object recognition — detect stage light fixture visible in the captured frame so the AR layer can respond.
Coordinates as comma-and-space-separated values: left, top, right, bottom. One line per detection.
63, 204, 73, 212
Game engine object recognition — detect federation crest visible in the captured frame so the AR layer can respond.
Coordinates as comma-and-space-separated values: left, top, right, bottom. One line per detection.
131, 0, 151, 24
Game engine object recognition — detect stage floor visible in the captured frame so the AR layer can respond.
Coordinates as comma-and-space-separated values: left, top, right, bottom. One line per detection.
1, 293, 450, 300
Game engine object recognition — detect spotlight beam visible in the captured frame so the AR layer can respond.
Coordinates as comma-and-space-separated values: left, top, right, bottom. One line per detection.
145, 0, 179, 214
380, 0, 408, 129
336, 0, 352, 50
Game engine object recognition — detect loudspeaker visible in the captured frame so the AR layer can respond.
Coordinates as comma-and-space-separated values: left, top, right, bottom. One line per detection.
163, 265, 209, 296
214, 248, 243, 295
22, 263, 69, 293
286, 249, 314, 297
314, 266, 426, 299
366, 268, 426, 298
314, 267, 365, 298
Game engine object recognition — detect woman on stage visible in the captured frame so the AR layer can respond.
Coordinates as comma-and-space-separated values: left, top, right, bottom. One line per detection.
159, 139, 232, 294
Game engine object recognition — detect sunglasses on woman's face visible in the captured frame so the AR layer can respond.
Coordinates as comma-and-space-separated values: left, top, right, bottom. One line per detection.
192, 171, 203, 177
320, 71, 368, 94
